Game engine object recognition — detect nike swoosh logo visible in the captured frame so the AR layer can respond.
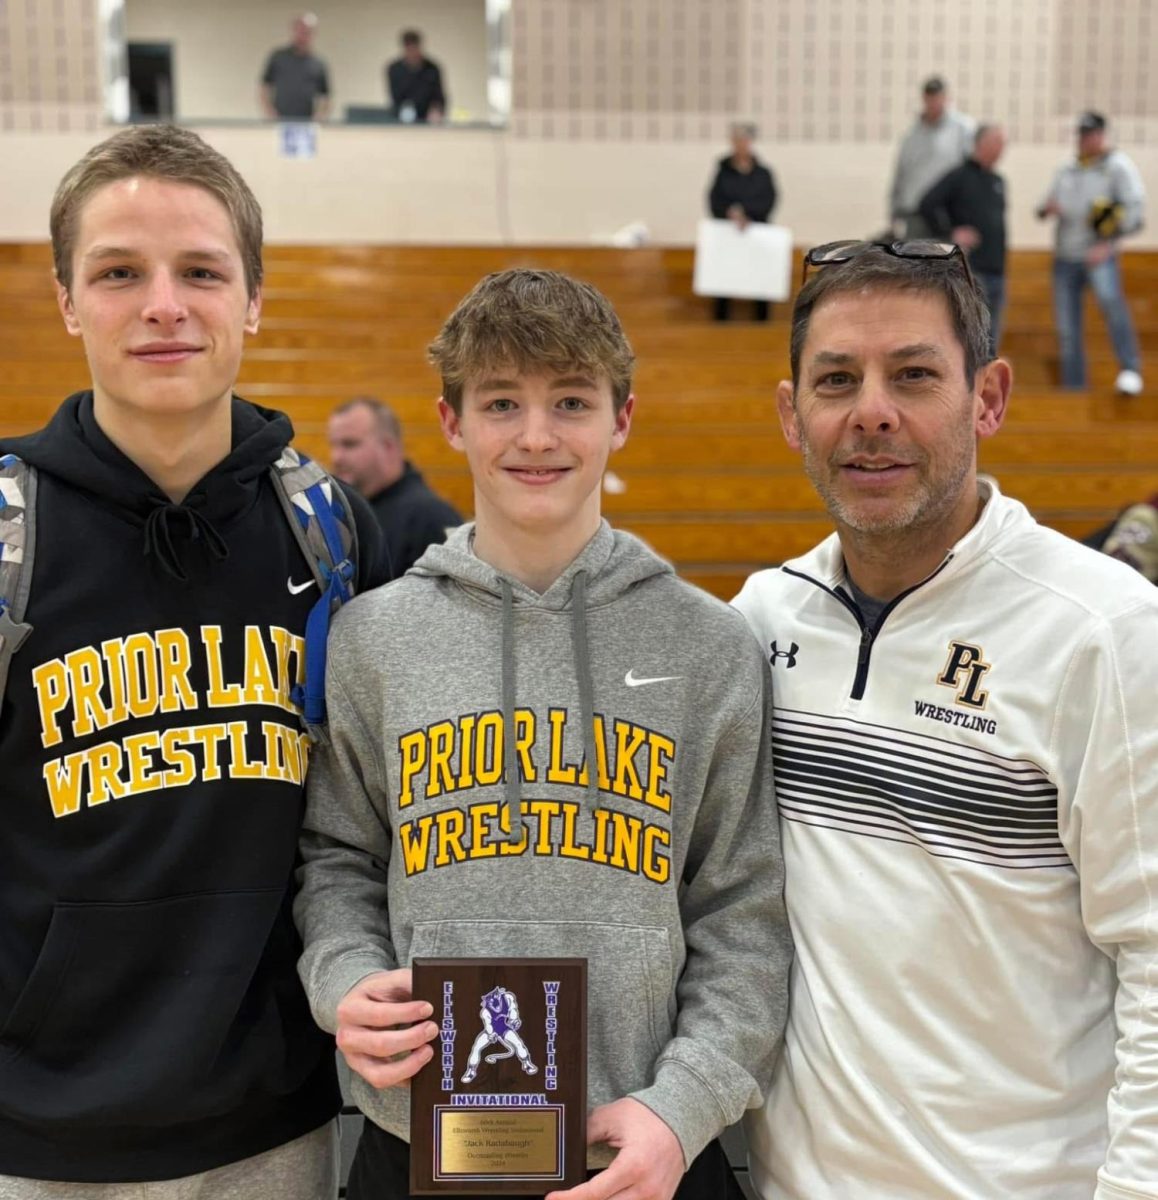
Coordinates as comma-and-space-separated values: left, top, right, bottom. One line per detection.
287, 576, 317, 595
624, 669, 683, 687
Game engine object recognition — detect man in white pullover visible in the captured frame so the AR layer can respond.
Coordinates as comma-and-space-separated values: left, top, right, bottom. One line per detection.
734, 239, 1158, 1200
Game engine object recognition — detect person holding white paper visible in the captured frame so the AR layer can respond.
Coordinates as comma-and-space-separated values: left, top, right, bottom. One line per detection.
707, 123, 778, 321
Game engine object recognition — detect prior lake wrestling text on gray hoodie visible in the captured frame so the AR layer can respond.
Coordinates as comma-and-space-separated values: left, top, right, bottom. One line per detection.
295, 521, 791, 1167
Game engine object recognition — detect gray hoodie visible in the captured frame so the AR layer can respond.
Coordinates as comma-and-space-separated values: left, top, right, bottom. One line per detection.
295, 521, 790, 1167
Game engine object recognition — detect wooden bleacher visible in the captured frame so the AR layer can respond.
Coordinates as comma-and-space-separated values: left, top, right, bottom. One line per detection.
2, 242, 1156, 599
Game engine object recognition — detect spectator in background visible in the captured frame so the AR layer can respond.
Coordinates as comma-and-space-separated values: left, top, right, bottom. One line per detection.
386, 30, 446, 124
1085, 494, 1158, 584
889, 77, 975, 239
919, 124, 1008, 358
328, 397, 461, 578
708, 122, 778, 321
1038, 111, 1146, 394
260, 12, 330, 121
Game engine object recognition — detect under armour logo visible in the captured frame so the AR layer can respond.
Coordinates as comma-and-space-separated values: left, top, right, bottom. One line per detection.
769, 641, 799, 668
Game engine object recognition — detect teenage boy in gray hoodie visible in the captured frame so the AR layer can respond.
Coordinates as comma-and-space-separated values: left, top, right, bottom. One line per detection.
295, 268, 790, 1200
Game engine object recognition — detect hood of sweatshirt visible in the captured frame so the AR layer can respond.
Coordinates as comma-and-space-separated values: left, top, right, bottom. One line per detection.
0, 391, 293, 582
410, 520, 673, 839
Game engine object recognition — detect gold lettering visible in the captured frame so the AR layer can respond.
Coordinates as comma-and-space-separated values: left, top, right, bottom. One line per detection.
187, 722, 229, 781
608, 810, 643, 872
156, 629, 197, 715
428, 721, 456, 798
457, 714, 477, 789
43, 749, 85, 816
87, 742, 126, 807
65, 646, 110, 739
643, 825, 671, 883
32, 658, 69, 749
514, 710, 537, 784
546, 709, 578, 785
202, 626, 243, 707
558, 800, 592, 861
241, 626, 278, 706
433, 808, 468, 867
123, 632, 160, 720
123, 731, 164, 795
161, 727, 198, 789
469, 800, 501, 858
613, 722, 647, 801
398, 730, 428, 808
400, 816, 434, 875
643, 733, 675, 813
100, 637, 129, 726
228, 721, 265, 779
524, 799, 560, 856
474, 713, 502, 786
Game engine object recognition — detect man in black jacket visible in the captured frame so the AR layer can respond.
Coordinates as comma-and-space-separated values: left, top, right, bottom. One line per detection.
919, 124, 1008, 358
0, 124, 385, 1197
386, 29, 446, 124
708, 122, 778, 321
328, 396, 461, 577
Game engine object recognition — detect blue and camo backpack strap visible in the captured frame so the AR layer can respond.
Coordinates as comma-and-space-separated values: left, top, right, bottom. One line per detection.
269, 447, 360, 740
0, 454, 37, 726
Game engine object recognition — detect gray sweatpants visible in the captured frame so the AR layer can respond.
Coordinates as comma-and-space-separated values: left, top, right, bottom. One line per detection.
0, 1122, 338, 1200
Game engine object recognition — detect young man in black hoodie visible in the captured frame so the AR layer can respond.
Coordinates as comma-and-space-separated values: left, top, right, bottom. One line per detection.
0, 126, 383, 1195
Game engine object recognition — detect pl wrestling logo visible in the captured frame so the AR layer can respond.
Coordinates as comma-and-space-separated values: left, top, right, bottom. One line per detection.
460, 986, 539, 1084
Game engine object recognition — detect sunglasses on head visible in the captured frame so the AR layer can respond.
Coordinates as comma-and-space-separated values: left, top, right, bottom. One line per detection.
800, 239, 975, 287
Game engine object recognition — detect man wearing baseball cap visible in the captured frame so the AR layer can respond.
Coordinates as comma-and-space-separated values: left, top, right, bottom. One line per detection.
1038, 111, 1147, 393
888, 76, 976, 239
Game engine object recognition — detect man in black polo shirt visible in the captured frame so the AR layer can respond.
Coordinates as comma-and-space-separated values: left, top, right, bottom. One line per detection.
328, 397, 461, 578
385, 30, 446, 124
919, 124, 1007, 357
260, 13, 330, 121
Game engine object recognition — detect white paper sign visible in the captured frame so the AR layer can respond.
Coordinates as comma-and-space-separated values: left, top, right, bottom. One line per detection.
692, 219, 793, 301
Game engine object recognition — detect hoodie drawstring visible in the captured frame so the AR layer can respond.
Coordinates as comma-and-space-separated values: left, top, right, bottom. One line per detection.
498, 568, 599, 842
142, 501, 229, 582
500, 577, 520, 842
568, 570, 600, 810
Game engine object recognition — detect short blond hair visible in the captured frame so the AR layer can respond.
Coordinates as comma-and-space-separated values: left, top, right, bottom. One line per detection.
51, 125, 263, 297
428, 268, 635, 414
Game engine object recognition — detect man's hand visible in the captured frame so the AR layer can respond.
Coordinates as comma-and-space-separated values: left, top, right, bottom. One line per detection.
545, 1098, 685, 1200
335, 968, 439, 1089
1086, 240, 1115, 266
951, 225, 981, 250
1037, 200, 1061, 219
727, 203, 750, 231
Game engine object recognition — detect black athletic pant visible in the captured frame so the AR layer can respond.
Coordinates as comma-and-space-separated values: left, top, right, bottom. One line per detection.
346, 1121, 748, 1200
713, 297, 770, 322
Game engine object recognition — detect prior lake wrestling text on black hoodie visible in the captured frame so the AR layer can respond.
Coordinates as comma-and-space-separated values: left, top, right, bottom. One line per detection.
0, 393, 383, 1182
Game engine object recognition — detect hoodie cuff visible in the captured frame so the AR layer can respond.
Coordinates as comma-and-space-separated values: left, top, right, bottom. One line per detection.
629, 1058, 729, 1169
312, 953, 395, 1034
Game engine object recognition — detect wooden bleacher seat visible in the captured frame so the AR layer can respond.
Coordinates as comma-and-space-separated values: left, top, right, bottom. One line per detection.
2, 244, 1156, 598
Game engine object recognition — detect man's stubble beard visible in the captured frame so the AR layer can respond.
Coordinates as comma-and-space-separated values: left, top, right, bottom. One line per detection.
797, 417, 975, 539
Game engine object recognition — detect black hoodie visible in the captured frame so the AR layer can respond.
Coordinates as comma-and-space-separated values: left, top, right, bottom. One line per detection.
0, 393, 384, 1181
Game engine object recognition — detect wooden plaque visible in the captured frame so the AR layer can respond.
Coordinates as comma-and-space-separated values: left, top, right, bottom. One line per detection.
410, 958, 587, 1195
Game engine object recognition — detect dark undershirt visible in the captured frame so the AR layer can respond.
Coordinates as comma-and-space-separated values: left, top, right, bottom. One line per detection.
845, 574, 890, 630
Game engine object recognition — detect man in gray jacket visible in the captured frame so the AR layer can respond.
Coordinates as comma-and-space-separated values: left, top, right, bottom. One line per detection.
1038, 111, 1146, 394
889, 77, 975, 239
295, 268, 790, 1200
